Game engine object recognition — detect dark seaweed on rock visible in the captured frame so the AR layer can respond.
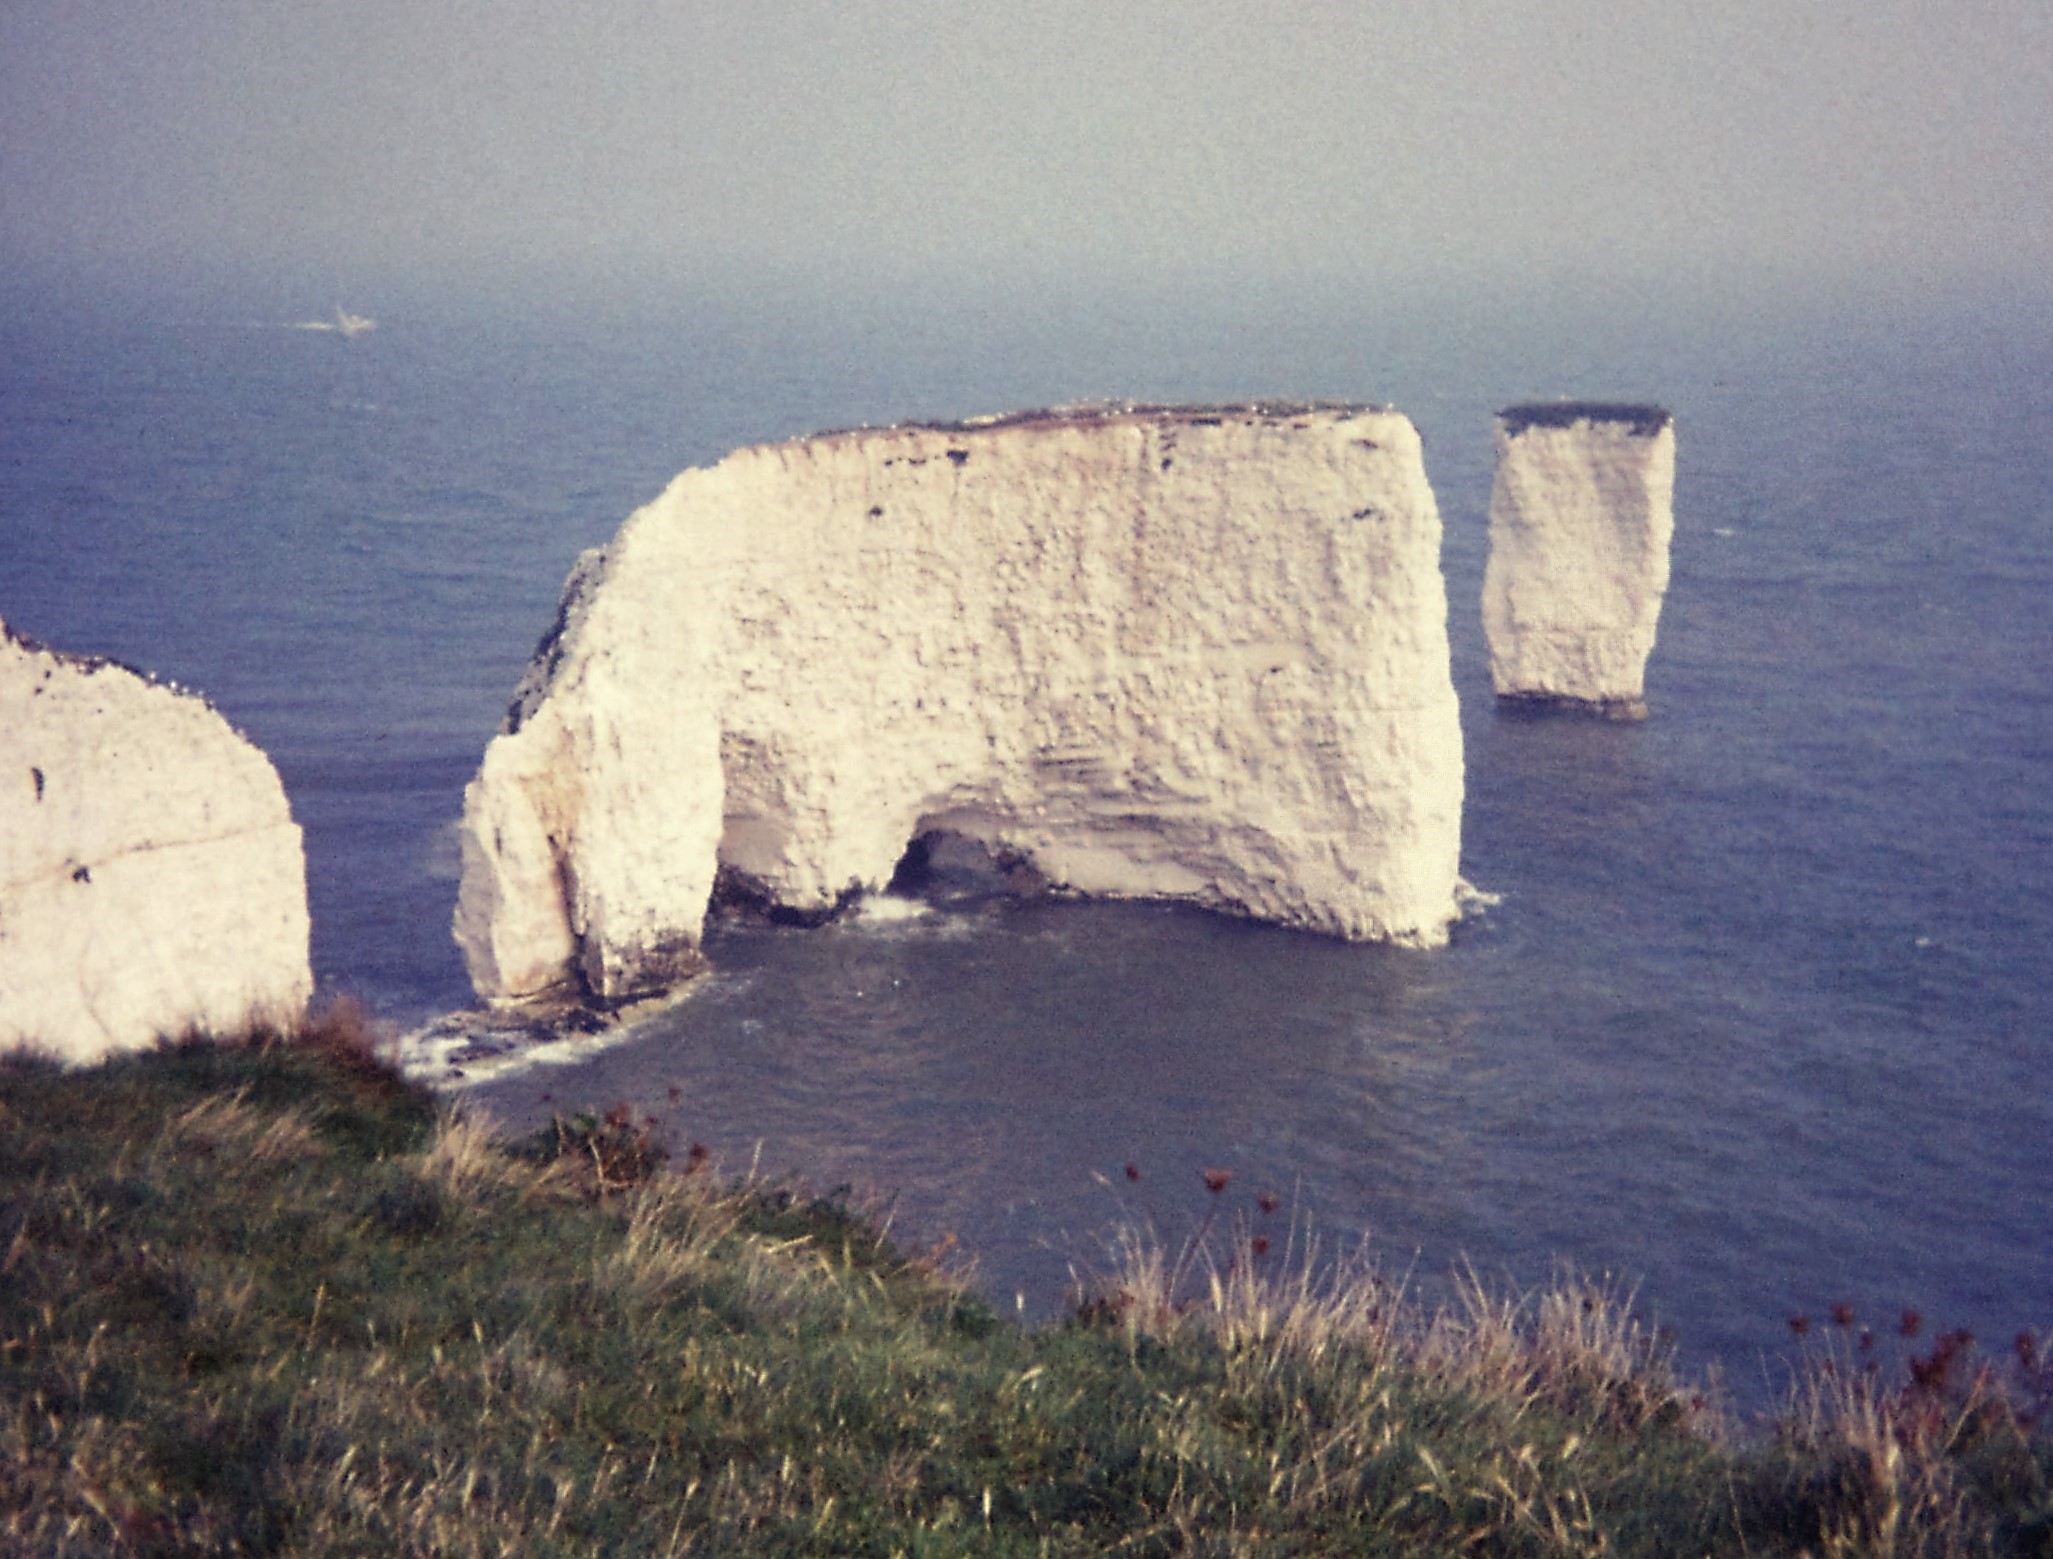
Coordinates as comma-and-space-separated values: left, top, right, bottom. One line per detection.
1498, 401, 1672, 437
5, 618, 173, 691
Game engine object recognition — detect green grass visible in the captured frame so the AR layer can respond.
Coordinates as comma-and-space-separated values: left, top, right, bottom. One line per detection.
3, 1013, 2047, 1556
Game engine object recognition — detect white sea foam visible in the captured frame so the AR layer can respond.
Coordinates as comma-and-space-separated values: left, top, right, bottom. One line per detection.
847, 893, 933, 927
397, 983, 710, 1090
1455, 879, 1504, 914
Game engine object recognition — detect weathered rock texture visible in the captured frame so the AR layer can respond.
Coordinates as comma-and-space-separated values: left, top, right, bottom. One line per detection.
457, 403, 1466, 1005
1481, 403, 1676, 718
1, 621, 312, 1063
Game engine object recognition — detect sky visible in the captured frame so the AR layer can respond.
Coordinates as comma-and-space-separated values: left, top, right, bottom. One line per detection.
3, 0, 2049, 299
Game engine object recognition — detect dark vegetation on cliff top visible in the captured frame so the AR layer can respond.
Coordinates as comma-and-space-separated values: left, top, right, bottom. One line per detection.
3, 1010, 2048, 1556
1498, 402, 1673, 437
815, 399, 1394, 441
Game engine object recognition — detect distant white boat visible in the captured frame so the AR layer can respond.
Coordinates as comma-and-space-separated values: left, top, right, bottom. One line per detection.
290, 305, 376, 336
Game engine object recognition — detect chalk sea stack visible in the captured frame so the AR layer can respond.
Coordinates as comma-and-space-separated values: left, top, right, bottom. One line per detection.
1481, 402, 1676, 719
455, 404, 1467, 1007
1, 620, 312, 1063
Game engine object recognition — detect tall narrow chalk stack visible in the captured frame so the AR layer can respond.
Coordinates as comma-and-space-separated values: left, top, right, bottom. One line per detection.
1481, 403, 1675, 719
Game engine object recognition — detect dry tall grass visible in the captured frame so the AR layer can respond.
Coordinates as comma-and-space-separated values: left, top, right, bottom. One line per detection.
4, 1024, 2046, 1556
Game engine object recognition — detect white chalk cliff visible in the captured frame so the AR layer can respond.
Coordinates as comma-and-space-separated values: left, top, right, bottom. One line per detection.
456, 404, 1466, 1005
1, 621, 312, 1063
1481, 404, 1676, 717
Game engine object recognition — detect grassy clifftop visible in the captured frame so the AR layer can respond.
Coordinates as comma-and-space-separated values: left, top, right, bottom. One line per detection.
3, 1016, 2047, 1556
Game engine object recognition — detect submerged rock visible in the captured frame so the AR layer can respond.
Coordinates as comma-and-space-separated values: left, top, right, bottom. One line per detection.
1481, 402, 1676, 718
457, 403, 1467, 1006
1, 621, 311, 1063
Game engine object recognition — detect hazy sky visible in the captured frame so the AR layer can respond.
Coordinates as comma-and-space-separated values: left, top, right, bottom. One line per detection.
3, 0, 2048, 293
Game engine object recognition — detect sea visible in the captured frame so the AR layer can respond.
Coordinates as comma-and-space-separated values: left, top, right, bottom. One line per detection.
4, 266, 2048, 1403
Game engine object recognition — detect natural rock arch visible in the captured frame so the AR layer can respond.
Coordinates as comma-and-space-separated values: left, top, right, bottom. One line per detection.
455, 404, 1467, 1005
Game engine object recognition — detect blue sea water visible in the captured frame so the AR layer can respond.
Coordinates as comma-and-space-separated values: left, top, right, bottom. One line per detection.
4, 272, 2048, 1397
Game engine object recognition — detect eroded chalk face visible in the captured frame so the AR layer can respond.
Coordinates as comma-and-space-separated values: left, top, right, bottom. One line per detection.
1, 620, 312, 1062
1481, 403, 1676, 719
455, 403, 1468, 1007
